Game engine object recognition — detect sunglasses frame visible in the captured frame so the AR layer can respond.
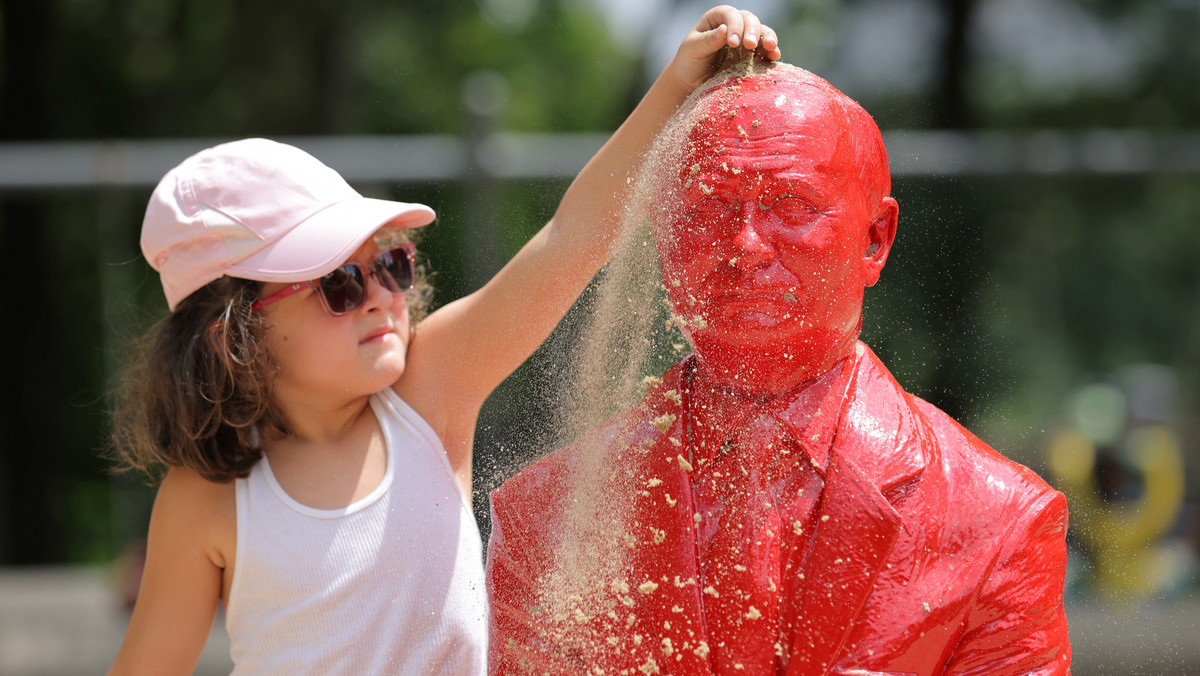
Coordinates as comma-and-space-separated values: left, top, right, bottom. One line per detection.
251, 242, 416, 315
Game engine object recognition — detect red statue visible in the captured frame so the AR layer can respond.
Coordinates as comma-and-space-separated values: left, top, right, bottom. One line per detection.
487, 62, 1071, 675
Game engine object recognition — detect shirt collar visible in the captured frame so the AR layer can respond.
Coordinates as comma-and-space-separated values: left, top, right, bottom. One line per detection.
683, 352, 858, 475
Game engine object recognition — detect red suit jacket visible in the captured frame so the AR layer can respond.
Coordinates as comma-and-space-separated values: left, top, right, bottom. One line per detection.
487, 343, 1070, 675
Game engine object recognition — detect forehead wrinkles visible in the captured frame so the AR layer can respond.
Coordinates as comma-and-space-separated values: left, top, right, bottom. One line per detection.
648, 71, 840, 207
680, 96, 846, 180
683, 131, 830, 175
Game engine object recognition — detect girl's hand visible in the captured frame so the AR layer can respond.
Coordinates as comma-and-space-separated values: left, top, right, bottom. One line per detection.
670, 5, 782, 94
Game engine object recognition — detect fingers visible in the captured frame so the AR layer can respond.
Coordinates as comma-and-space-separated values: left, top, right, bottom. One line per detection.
696, 21, 730, 52
694, 5, 781, 61
757, 23, 782, 61
668, 5, 783, 94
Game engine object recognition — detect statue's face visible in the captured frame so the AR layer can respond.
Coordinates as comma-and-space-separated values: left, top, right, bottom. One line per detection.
655, 76, 894, 396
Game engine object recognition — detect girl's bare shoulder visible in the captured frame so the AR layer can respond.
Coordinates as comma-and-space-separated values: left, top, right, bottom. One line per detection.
158, 465, 236, 504
154, 466, 237, 566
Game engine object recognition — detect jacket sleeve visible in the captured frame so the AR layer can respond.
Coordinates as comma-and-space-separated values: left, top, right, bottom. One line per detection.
943, 488, 1072, 676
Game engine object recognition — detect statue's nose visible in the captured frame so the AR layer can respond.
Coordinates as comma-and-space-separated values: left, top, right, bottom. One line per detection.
731, 212, 774, 269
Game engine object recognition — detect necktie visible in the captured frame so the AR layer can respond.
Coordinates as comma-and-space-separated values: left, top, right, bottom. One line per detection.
693, 411, 786, 672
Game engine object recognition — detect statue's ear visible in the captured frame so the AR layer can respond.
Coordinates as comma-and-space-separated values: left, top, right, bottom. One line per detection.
863, 197, 898, 287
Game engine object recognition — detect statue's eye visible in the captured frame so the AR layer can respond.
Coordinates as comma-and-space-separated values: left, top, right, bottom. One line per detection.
684, 193, 739, 220
763, 191, 821, 216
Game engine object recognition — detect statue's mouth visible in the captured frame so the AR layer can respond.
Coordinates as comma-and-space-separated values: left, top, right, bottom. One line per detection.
691, 291, 808, 331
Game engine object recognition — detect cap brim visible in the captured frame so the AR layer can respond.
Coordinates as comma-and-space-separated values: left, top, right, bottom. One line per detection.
227, 197, 435, 283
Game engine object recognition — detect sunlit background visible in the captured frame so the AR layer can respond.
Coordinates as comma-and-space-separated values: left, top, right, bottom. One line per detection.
1, 0, 1197, 673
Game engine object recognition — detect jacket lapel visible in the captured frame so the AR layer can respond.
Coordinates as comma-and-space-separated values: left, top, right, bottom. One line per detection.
786, 450, 903, 675
785, 343, 928, 675
593, 357, 715, 674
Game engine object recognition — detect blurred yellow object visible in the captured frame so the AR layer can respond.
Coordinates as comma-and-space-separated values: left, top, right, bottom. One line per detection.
1049, 425, 1185, 601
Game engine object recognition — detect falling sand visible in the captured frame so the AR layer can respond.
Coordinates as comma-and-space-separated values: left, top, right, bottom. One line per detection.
512, 55, 787, 652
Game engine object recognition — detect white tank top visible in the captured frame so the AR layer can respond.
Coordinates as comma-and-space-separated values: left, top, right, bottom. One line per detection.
227, 388, 487, 675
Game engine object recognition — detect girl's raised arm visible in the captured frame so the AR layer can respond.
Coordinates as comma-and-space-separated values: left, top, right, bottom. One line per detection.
397, 6, 780, 493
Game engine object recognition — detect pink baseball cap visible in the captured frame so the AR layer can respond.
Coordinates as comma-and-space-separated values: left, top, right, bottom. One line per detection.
141, 138, 436, 311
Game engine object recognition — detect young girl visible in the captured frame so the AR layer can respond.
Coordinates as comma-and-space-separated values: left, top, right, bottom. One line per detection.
107, 7, 780, 675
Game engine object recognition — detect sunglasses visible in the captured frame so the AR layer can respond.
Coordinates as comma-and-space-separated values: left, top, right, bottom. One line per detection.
251, 242, 416, 315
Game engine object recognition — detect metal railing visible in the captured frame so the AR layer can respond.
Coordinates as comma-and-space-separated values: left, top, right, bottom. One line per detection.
0, 129, 1197, 191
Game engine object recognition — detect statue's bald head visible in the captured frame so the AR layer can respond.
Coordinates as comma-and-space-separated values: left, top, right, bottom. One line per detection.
647, 60, 892, 225
641, 59, 899, 397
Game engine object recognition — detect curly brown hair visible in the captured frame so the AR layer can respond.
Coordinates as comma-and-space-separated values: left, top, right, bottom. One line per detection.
110, 276, 280, 483
111, 230, 433, 484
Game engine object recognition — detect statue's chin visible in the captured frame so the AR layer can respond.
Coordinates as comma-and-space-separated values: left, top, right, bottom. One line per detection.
689, 332, 855, 400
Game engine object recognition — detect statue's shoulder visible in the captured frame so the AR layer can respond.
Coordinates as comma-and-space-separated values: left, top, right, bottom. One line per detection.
918, 394, 1047, 470
852, 343, 1058, 506
493, 358, 694, 512
907, 393, 1060, 515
